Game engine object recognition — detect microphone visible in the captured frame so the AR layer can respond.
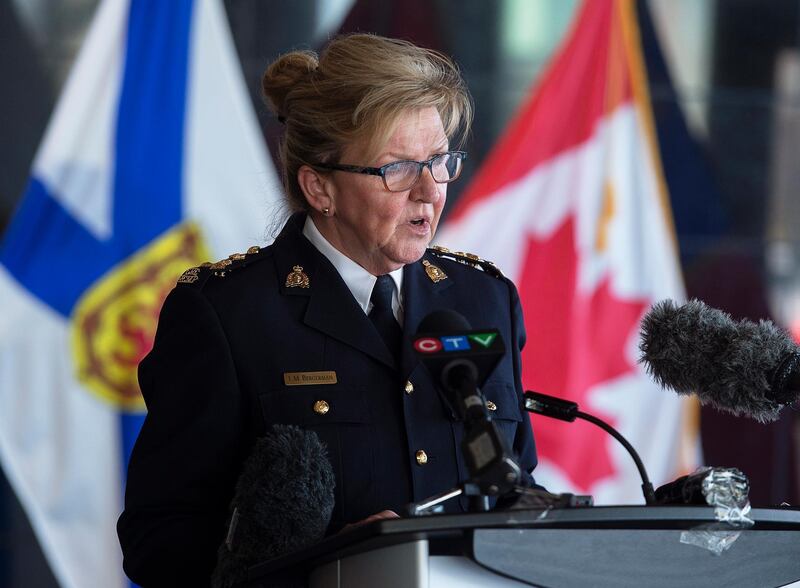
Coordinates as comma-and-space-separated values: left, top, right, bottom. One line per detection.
653, 466, 750, 507
211, 425, 335, 588
639, 298, 800, 423
524, 390, 656, 505
415, 309, 505, 421
414, 310, 521, 503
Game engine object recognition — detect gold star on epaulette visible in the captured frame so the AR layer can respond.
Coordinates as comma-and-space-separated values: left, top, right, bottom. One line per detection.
205, 246, 265, 277
427, 245, 504, 279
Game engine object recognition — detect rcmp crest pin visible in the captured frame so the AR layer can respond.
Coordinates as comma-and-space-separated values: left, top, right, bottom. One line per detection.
286, 265, 310, 288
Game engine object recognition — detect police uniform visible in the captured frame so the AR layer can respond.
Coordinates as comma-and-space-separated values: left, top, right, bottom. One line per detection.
117, 213, 538, 586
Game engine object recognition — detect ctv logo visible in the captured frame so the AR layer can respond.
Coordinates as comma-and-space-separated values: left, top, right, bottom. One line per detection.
413, 333, 498, 353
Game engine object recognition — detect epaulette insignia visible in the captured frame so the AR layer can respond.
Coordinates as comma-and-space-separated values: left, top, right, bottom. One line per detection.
177, 267, 203, 284
421, 259, 447, 283
179, 246, 265, 282
428, 245, 504, 279
212, 247, 266, 277
210, 258, 233, 271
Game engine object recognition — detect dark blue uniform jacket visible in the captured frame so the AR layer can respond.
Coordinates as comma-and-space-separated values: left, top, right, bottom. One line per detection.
117, 213, 537, 586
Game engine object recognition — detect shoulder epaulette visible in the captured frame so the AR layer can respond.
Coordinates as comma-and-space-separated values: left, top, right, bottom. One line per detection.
176, 245, 265, 287
427, 245, 504, 279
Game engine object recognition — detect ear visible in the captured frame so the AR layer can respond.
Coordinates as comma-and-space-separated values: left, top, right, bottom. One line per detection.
298, 165, 334, 215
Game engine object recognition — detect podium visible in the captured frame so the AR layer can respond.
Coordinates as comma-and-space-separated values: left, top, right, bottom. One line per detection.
243, 506, 800, 587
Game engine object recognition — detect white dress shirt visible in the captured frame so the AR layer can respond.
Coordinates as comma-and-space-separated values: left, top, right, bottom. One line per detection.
303, 216, 404, 322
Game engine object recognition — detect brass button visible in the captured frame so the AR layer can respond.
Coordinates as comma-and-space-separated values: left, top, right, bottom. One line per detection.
404, 380, 414, 394
313, 400, 330, 415
415, 450, 428, 465
486, 401, 497, 411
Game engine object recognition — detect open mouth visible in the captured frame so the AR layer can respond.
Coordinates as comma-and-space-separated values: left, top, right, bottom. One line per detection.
410, 218, 425, 226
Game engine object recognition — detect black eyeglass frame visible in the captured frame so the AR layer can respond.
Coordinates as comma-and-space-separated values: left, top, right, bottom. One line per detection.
315, 150, 468, 192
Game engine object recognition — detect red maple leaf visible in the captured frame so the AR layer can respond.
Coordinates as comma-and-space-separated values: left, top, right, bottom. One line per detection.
518, 216, 648, 491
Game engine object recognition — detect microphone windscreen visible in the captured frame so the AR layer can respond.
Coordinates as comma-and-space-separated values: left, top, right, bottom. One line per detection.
212, 425, 335, 588
639, 299, 794, 422
418, 309, 472, 333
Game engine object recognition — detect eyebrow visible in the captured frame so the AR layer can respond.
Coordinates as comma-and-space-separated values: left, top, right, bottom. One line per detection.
382, 145, 451, 161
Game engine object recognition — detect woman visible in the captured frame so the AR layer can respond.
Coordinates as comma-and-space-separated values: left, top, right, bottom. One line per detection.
118, 33, 537, 586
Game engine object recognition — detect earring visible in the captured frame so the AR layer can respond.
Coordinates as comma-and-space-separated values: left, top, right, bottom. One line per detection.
322, 207, 330, 216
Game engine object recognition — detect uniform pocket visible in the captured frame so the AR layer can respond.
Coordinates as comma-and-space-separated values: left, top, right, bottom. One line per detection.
452, 381, 523, 498
482, 382, 523, 421
258, 387, 373, 527
482, 381, 524, 457
259, 386, 370, 426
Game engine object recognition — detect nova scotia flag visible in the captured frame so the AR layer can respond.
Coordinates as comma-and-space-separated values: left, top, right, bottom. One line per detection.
0, 0, 279, 585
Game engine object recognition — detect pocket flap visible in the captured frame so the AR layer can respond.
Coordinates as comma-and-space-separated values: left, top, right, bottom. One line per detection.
260, 388, 370, 426
481, 382, 523, 422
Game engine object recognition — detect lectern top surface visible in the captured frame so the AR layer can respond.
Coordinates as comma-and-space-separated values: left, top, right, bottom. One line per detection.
245, 505, 800, 583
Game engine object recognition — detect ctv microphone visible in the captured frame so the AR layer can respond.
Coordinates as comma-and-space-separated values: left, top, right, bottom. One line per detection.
414, 310, 521, 504
211, 425, 335, 588
639, 298, 800, 423
415, 309, 505, 421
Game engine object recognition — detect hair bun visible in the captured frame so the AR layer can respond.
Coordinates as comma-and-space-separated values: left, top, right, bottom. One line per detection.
261, 50, 319, 120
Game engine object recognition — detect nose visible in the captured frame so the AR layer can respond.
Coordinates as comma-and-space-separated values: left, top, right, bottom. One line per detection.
412, 166, 440, 203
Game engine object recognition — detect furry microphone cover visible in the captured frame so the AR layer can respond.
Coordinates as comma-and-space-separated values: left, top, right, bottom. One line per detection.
212, 424, 335, 588
639, 298, 795, 423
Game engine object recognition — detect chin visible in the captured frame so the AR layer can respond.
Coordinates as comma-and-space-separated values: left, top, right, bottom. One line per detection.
388, 243, 428, 268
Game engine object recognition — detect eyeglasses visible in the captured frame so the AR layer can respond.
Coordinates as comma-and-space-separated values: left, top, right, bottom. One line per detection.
316, 150, 467, 192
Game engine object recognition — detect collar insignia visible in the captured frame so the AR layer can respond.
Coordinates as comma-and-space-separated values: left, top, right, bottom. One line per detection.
422, 259, 448, 283
286, 265, 310, 288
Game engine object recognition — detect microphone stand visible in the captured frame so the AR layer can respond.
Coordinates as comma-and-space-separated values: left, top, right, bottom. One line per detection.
407, 482, 488, 516
524, 391, 656, 505
408, 368, 521, 516
406, 388, 603, 516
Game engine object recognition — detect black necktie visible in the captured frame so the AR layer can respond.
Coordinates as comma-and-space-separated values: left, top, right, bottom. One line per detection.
369, 275, 402, 361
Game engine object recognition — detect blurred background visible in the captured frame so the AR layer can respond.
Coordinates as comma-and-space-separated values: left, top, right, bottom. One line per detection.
2, 0, 800, 585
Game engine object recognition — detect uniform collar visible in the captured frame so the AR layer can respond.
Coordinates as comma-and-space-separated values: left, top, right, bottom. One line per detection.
303, 216, 404, 320
271, 213, 452, 373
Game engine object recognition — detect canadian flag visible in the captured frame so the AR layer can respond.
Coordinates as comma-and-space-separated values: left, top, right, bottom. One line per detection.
437, 0, 700, 503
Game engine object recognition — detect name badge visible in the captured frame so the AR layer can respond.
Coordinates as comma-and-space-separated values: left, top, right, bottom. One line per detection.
283, 371, 338, 386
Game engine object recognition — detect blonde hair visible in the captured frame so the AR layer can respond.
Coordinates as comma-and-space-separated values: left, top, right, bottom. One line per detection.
261, 33, 473, 211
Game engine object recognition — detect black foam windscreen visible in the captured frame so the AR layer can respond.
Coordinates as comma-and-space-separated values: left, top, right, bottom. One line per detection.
212, 425, 335, 588
640, 298, 798, 423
